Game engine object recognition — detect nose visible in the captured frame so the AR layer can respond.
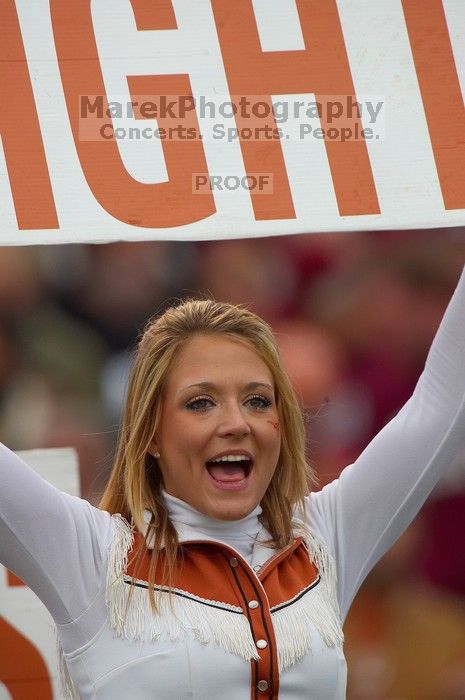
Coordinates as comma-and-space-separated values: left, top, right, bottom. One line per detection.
217, 402, 251, 438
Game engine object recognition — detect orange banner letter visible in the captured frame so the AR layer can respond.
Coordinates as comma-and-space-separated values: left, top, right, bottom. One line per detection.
212, 0, 380, 219
0, 0, 58, 230
50, 0, 215, 229
0, 617, 53, 699
402, 0, 465, 210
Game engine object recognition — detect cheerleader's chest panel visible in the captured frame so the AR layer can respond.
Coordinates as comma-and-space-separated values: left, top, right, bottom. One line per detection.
64, 527, 346, 698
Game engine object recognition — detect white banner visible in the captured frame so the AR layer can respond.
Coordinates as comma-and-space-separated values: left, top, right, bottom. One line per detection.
1, 0, 464, 244
0, 448, 79, 699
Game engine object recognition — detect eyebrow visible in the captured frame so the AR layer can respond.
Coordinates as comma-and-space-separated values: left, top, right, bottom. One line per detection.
183, 381, 274, 392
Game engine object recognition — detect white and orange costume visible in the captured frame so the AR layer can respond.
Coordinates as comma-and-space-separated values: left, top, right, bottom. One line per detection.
1, 266, 465, 699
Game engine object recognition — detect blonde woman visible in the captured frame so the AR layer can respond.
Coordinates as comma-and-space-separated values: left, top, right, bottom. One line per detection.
1, 264, 465, 699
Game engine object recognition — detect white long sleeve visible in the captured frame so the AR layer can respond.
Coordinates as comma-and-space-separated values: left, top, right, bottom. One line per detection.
308, 264, 465, 620
0, 443, 112, 624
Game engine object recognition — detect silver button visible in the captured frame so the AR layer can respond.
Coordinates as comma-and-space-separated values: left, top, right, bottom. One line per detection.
256, 639, 267, 649
248, 599, 259, 609
229, 557, 239, 568
257, 680, 269, 692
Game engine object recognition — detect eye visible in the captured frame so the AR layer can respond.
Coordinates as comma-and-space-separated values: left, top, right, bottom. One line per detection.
185, 395, 214, 411
245, 394, 273, 411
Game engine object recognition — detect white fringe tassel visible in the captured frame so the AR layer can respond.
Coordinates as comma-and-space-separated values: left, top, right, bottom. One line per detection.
56, 635, 80, 700
271, 520, 344, 671
299, 522, 342, 618
106, 513, 259, 662
104, 512, 342, 671
272, 582, 343, 671
105, 513, 135, 632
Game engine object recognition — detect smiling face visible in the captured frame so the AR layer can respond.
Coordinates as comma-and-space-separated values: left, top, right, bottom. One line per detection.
151, 334, 281, 521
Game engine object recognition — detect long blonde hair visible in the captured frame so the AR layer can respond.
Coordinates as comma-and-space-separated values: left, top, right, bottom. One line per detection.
99, 299, 315, 608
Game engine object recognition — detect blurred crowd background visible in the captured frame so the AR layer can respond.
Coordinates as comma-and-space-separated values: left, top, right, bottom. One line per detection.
1, 229, 465, 699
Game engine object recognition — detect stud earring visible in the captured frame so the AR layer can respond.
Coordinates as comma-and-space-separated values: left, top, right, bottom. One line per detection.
153, 451, 160, 459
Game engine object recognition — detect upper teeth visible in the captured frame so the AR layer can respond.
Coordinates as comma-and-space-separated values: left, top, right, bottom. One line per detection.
211, 455, 249, 462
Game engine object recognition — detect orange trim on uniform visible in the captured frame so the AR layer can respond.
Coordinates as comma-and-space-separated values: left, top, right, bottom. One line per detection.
124, 532, 320, 700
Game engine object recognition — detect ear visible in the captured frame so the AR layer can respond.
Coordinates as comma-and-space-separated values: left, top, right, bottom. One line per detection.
148, 440, 160, 459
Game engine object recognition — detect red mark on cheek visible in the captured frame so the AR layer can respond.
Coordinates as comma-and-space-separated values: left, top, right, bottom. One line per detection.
267, 420, 280, 431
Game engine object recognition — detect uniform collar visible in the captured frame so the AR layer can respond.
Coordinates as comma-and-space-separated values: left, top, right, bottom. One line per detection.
142, 491, 274, 568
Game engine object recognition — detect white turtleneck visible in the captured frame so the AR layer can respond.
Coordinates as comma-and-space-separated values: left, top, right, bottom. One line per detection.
162, 490, 265, 565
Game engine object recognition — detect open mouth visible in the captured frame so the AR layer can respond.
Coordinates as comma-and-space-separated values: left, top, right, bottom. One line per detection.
205, 454, 254, 489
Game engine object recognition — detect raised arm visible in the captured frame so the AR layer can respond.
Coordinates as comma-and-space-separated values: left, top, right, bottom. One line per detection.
308, 263, 465, 620
0, 443, 113, 623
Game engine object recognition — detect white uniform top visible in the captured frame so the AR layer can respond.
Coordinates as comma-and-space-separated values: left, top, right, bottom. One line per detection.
1, 265, 465, 699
